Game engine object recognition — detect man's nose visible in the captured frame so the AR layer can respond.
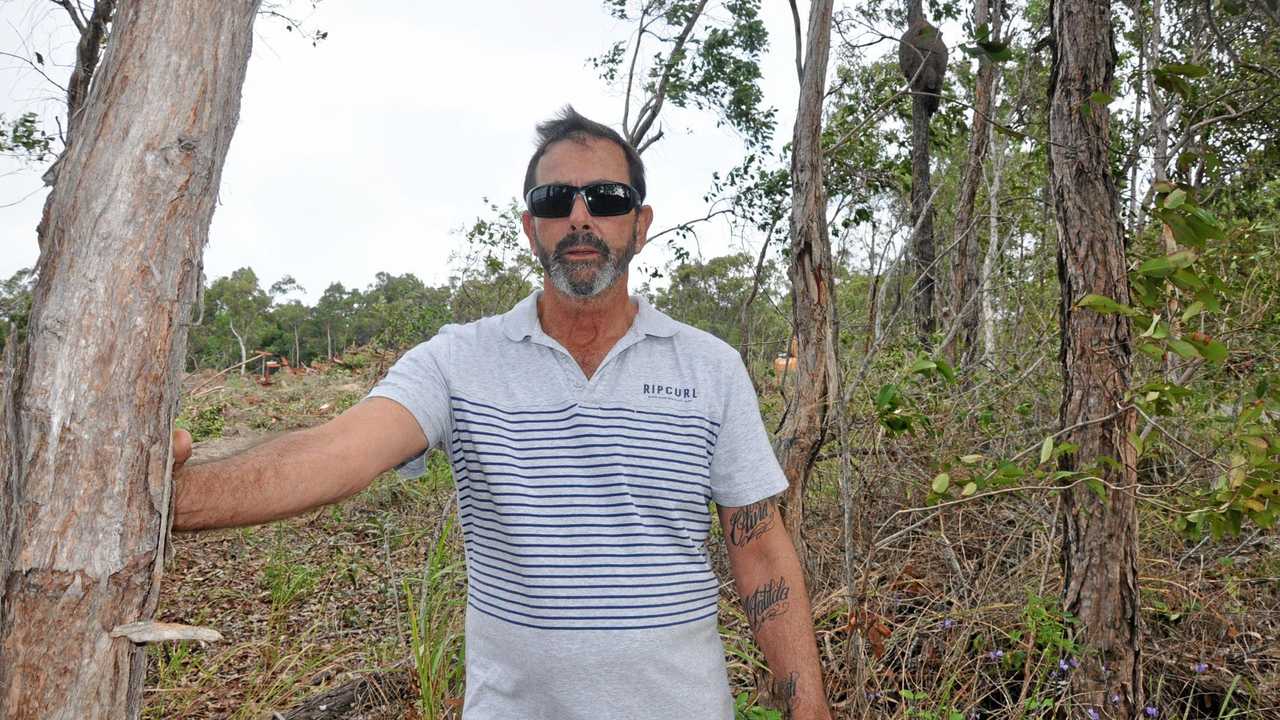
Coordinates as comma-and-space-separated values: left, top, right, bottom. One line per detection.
568, 193, 593, 229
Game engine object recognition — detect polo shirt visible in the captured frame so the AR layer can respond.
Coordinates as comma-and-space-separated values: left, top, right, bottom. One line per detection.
366, 290, 789, 720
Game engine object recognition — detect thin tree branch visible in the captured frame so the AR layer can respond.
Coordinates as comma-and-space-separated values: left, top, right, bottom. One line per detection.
621, 3, 652, 133
788, 0, 804, 82
50, 0, 87, 34
628, 0, 710, 150
0, 51, 69, 94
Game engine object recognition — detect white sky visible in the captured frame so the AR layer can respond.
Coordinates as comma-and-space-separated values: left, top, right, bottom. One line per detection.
1, 0, 815, 303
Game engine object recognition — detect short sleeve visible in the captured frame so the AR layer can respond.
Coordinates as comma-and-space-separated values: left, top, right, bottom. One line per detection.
364, 331, 453, 477
708, 359, 789, 506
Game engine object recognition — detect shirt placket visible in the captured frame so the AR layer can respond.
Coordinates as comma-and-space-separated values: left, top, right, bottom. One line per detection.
532, 326, 647, 403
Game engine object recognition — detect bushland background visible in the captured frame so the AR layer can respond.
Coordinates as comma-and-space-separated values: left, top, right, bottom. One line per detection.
0, 0, 1276, 718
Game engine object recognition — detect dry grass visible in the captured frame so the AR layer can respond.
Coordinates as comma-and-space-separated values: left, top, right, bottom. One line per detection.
147, 358, 1279, 719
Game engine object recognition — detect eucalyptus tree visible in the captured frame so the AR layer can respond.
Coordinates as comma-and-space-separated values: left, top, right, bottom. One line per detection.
0, 2, 262, 717
776, 0, 837, 565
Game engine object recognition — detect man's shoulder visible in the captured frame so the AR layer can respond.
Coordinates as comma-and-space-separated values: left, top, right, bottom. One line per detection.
397, 312, 509, 362
664, 318, 742, 365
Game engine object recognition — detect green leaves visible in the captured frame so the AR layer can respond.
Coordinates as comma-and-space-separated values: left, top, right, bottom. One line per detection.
1184, 334, 1228, 364
0, 112, 53, 161
1152, 62, 1207, 101
1076, 294, 1141, 317
908, 355, 956, 383
875, 383, 914, 434
1137, 250, 1197, 278
963, 23, 1015, 62
1160, 62, 1209, 78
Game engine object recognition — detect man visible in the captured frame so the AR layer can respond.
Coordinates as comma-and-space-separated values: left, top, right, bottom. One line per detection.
173, 106, 831, 720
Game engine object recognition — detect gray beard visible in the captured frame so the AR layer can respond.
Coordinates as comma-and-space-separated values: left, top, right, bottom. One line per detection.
536, 228, 636, 299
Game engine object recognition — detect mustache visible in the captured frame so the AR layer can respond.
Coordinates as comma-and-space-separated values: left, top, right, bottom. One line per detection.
553, 232, 610, 260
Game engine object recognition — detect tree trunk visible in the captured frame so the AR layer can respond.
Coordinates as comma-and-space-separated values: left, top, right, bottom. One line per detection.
909, 95, 937, 344
0, 2, 261, 717
1144, 0, 1182, 381
777, 0, 837, 567
980, 103, 1004, 368
229, 317, 247, 376
947, 0, 997, 364
737, 230, 775, 389
1125, 0, 1145, 235
1047, 0, 1143, 715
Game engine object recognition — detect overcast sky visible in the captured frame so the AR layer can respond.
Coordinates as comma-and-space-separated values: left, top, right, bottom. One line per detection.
1, 1, 812, 303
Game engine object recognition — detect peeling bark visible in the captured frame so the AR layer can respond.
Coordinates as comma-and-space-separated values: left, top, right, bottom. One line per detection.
777, 0, 837, 567
0, 2, 261, 717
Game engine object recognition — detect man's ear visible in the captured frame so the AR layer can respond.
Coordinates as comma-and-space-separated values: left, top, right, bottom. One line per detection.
521, 210, 537, 254
634, 205, 654, 254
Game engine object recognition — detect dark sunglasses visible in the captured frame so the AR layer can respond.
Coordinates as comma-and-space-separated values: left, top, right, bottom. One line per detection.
525, 182, 641, 218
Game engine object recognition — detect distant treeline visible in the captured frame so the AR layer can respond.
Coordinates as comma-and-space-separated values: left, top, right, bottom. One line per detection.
0, 248, 804, 375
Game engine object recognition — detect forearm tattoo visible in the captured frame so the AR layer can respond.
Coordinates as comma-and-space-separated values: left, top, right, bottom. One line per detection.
743, 576, 791, 631
772, 671, 798, 714
727, 499, 775, 547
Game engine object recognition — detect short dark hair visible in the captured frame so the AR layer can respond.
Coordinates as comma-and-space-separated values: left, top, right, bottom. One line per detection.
523, 105, 647, 202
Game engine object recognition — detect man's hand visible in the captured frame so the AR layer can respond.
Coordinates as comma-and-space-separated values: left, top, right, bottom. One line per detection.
172, 428, 192, 472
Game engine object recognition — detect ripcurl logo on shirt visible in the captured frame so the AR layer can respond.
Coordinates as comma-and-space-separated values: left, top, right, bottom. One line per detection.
642, 383, 699, 402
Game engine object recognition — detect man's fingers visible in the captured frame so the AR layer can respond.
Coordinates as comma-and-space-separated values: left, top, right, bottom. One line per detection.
172, 428, 193, 469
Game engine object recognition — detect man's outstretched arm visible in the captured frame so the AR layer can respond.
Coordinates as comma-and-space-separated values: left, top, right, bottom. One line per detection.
172, 397, 427, 531
719, 498, 831, 720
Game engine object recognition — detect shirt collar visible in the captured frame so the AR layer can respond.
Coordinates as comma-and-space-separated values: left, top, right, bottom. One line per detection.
500, 290, 680, 342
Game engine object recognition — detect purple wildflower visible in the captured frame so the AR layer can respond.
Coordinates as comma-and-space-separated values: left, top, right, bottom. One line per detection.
1087, 708, 1100, 720
988, 649, 1004, 661
942, 618, 957, 630
1145, 706, 1159, 717
1069, 657, 1080, 669
1059, 658, 1071, 672
1193, 662, 1209, 673
1110, 693, 1121, 705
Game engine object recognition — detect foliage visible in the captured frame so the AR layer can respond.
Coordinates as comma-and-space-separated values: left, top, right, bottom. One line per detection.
733, 691, 782, 719
648, 252, 787, 350
591, 0, 777, 148
448, 199, 536, 324
0, 112, 53, 161
176, 403, 226, 442
0, 268, 34, 355
404, 515, 467, 717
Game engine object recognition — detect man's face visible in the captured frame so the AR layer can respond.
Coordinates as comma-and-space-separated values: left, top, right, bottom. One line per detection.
522, 136, 652, 300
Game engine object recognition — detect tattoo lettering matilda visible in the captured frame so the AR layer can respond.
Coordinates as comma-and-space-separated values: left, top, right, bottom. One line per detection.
727, 500, 775, 547
772, 671, 798, 714
744, 576, 791, 631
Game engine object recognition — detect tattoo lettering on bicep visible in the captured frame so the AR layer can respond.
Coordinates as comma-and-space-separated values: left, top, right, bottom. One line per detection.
772, 671, 798, 712
727, 499, 776, 547
743, 576, 791, 631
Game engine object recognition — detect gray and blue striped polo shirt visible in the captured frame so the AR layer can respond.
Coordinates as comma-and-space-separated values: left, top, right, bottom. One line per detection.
367, 290, 788, 720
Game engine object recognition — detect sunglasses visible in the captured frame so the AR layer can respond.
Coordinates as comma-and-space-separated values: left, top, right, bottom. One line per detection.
525, 182, 641, 218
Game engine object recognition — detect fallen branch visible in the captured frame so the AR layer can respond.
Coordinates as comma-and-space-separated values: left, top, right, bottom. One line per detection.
277, 662, 414, 720
186, 351, 271, 396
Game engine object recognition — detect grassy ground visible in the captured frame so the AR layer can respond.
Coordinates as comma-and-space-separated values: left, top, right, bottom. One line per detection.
148, 359, 1279, 719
